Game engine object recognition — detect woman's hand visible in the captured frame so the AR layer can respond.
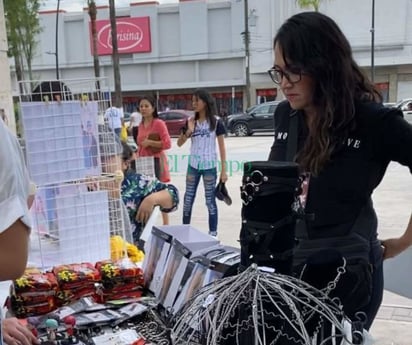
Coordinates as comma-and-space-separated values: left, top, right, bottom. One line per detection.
381, 235, 411, 260
2, 317, 40, 345
141, 138, 151, 148
220, 170, 228, 183
136, 194, 157, 224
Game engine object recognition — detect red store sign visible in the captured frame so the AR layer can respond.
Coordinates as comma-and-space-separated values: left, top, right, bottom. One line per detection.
90, 17, 151, 56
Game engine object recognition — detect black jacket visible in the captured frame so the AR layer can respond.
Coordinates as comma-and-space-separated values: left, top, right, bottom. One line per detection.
269, 100, 412, 237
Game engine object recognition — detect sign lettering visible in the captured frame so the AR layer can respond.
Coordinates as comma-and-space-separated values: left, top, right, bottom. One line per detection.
90, 17, 151, 56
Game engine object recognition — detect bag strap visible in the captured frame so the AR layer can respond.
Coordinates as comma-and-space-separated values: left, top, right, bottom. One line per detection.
286, 110, 299, 161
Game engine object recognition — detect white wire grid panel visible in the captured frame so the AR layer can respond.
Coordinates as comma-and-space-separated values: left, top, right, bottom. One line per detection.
28, 176, 128, 269
19, 78, 129, 269
18, 78, 111, 186
134, 156, 155, 177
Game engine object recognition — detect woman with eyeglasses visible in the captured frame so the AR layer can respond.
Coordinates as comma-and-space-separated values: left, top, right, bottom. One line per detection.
267, 12, 412, 330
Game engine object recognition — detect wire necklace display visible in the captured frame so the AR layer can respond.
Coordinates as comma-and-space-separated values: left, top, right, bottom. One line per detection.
171, 264, 366, 345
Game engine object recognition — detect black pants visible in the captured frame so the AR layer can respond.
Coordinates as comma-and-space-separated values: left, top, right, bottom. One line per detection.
132, 126, 139, 142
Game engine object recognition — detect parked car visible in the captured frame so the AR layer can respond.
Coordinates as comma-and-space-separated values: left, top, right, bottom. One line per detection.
227, 101, 280, 136
394, 99, 412, 123
158, 109, 194, 136
394, 98, 412, 111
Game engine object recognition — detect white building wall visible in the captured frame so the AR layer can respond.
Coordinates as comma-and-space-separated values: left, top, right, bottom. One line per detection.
248, 0, 412, 103
10, 0, 246, 98
8, 0, 412, 106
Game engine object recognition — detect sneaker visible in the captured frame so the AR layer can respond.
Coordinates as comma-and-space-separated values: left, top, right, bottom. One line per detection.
209, 231, 218, 238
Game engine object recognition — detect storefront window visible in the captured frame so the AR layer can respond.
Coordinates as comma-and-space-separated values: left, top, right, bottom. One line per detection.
122, 90, 244, 116
375, 82, 389, 102
256, 88, 277, 104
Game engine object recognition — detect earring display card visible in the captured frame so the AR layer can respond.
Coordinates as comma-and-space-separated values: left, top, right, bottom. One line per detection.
21, 101, 101, 185
172, 257, 210, 314
146, 230, 173, 294
142, 232, 166, 288
159, 239, 192, 309
144, 225, 219, 296
171, 246, 241, 314
91, 329, 141, 345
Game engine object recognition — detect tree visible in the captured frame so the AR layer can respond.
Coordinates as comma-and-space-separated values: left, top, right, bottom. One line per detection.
87, 0, 101, 93
4, 0, 41, 90
296, 0, 322, 11
109, 0, 122, 108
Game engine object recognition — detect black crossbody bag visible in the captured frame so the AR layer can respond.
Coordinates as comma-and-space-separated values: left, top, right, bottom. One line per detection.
287, 111, 373, 322
238, 110, 303, 275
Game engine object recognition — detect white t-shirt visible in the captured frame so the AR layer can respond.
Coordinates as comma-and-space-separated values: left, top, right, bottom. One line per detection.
189, 117, 226, 170
130, 111, 142, 127
0, 120, 31, 234
104, 107, 123, 130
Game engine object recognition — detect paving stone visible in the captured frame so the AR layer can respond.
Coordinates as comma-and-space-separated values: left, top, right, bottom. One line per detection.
392, 307, 411, 317
375, 306, 394, 320
391, 315, 412, 322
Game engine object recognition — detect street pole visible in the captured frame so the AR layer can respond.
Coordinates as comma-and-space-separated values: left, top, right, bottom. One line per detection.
244, 0, 251, 108
370, 0, 375, 83
55, 0, 61, 80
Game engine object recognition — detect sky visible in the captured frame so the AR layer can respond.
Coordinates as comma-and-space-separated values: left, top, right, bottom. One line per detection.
40, 0, 178, 12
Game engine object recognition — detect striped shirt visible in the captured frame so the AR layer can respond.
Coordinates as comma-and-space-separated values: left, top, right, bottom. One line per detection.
188, 117, 226, 170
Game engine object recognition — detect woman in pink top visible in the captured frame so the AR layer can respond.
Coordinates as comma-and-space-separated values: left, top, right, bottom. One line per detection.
137, 95, 172, 224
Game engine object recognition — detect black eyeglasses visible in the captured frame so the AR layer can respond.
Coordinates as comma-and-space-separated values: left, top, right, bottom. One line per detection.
267, 66, 304, 85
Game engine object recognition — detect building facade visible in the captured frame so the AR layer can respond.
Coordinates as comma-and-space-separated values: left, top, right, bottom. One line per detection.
9, 0, 412, 114
249, 0, 412, 103
15, 0, 247, 115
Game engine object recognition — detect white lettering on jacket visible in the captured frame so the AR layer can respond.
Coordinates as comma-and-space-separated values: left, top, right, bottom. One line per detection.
346, 138, 361, 149
277, 132, 288, 140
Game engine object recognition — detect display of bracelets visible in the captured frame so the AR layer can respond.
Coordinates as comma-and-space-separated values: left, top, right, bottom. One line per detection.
130, 309, 171, 345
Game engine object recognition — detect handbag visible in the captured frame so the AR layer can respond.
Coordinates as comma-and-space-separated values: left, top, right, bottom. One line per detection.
239, 160, 301, 275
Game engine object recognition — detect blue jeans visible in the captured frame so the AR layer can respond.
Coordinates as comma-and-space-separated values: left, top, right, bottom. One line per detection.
183, 165, 218, 234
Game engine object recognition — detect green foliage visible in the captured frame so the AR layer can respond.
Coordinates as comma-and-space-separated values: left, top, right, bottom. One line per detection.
4, 0, 42, 84
296, 0, 321, 11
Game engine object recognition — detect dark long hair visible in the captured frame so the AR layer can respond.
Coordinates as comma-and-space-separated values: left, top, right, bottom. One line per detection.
121, 141, 135, 174
139, 95, 159, 118
193, 89, 217, 131
274, 12, 381, 174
